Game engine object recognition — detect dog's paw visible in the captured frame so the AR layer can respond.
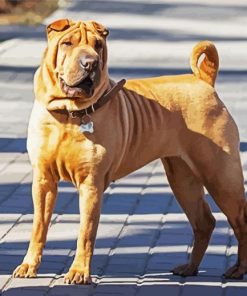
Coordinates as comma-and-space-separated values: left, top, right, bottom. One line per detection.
64, 269, 92, 285
224, 264, 245, 280
171, 264, 198, 277
13, 263, 37, 278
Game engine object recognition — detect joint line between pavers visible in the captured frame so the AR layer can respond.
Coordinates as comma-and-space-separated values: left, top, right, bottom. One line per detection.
0, 152, 25, 175
0, 39, 19, 55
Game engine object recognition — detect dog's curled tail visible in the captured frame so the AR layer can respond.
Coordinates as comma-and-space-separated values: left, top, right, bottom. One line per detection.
190, 41, 219, 87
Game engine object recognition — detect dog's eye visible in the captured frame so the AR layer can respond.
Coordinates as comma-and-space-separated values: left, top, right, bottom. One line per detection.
95, 39, 102, 50
62, 41, 72, 46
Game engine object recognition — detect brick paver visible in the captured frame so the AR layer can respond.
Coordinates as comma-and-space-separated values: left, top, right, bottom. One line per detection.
0, 0, 247, 295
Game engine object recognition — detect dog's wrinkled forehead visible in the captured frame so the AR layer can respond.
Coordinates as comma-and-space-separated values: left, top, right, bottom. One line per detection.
46, 19, 109, 42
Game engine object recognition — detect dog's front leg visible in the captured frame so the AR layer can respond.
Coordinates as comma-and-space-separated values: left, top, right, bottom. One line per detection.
64, 182, 103, 285
13, 169, 57, 278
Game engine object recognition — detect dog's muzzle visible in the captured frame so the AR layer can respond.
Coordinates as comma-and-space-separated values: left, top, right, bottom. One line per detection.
60, 72, 98, 98
59, 54, 100, 98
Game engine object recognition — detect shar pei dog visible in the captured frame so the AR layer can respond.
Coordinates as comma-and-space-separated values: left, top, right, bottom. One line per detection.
13, 19, 247, 284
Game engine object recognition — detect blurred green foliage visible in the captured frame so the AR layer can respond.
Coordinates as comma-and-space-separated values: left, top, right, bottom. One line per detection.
0, 0, 59, 25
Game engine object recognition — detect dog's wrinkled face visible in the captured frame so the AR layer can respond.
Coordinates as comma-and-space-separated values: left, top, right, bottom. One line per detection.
46, 19, 109, 100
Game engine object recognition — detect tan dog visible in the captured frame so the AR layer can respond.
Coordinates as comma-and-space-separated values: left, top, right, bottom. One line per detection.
13, 19, 247, 284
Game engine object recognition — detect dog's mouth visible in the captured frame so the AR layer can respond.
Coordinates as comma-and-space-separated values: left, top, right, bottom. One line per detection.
60, 73, 96, 98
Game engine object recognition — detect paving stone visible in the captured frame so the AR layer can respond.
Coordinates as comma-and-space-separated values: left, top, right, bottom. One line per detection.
99, 214, 127, 223
206, 245, 227, 255
146, 175, 167, 186
153, 243, 189, 254
1, 197, 32, 210
101, 204, 134, 215
0, 159, 16, 173
5, 276, 54, 290
2, 288, 47, 296
0, 249, 26, 256
0, 255, 23, 265
161, 221, 192, 235
94, 283, 136, 296
91, 256, 109, 275
200, 255, 227, 269
164, 212, 188, 222
230, 234, 238, 247
0, 172, 27, 184
0, 275, 10, 290
14, 184, 32, 195
227, 254, 238, 269
122, 224, 160, 236
113, 246, 150, 258
117, 234, 156, 248
134, 203, 168, 215
114, 175, 149, 186
39, 261, 66, 274
199, 268, 225, 277
136, 283, 181, 296
2, 228, 32, 243
61, 198, 80, 215
48, 277, 95, 296
0, 214, 21, 239
156, 233, 192, 246
97, 221, 125, 237
0, 206, 27, 214
125, 222, 161, 236
0, 261, 21, 274
0, 185, 18, 199
103, 193, 139, 215
42, 249, 71, 263
225, 287, 247, 296
147, 252, 188, 272
45, 240, 76, 250
104, 260, 145, 275
181, 284, 223, 296
167, 199, 184, 214
210, 234, 229, 246
48, 285, 93, 296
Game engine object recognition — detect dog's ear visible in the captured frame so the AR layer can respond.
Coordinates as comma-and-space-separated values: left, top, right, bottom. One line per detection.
46, 19, 71, 38
91, 21, 109, 38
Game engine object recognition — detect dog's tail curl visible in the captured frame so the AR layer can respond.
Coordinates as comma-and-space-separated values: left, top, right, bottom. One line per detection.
190, 41, 219, 87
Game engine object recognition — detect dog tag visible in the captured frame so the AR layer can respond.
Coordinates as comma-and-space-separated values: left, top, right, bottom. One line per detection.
79, 121, 94, 133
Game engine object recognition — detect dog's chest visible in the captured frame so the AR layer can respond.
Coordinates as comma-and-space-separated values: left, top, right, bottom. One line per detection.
56, 130, 94, 179
28, 120, 100, 183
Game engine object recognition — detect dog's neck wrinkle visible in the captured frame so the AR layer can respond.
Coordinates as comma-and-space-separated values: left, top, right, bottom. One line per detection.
44, 78, 121, 121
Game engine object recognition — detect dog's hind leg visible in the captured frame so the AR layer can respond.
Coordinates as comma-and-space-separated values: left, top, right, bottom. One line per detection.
223, 202, 247, 279
199, 153, 247, 280
161, 156, 216, 276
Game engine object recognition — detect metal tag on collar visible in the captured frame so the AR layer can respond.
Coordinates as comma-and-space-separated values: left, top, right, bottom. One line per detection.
69, 111, 78, 118
79, 110, 94, 134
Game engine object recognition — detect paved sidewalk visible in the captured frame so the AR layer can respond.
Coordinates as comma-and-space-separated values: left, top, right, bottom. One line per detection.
0, 0, 247, 295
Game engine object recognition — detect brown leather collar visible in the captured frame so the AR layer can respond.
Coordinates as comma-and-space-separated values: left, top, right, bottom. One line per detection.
53, 79, 126, 118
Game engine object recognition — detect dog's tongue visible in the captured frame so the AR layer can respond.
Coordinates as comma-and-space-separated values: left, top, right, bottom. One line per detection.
62, 82, 77, 97
67, 88, 77, 97
66, 84, 92, 98
60, 77, 93, 98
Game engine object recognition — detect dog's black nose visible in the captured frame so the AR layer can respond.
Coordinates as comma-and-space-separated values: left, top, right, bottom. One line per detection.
80, 56, 98, 72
